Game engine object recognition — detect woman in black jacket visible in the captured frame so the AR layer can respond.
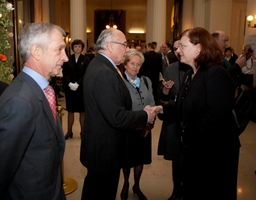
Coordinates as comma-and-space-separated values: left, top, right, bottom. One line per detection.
62, 39, 90, 139
156, 27, 240, 200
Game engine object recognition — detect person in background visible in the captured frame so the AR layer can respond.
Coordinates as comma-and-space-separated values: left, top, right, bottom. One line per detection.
87, 43, 96, 54
224, 46, 237, 65
212, 30, 246, 86
0, 80, 8, 96
120, 49, 155, 200
140, 42, 162, 104
80, 28, 157, 200
230, 46, 238, 60
156, 27, 240, 199
152, 41, 157, 51
49, 76, 64, 100
62, 39, 90, 139
159, 43, 170, 76
240, 44, 256, 87
166, 42, 176, 64
135, 45, 142, 52
158, 39, 190, 200
85, 43, 97, 63
0, 22, 68, 199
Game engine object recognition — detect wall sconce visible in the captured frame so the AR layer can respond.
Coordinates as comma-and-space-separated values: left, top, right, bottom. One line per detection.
247, 15, 256, 28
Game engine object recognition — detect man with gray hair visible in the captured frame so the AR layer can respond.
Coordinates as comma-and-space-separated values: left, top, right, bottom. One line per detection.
0, 22, 68, 199
80, 28, 157, 200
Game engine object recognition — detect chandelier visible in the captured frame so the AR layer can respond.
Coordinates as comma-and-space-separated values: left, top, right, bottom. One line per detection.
106, 0, 117, 29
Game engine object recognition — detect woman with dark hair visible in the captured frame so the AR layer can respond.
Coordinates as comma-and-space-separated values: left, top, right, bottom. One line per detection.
62, 39, 90, 139
156, 27, 240, 199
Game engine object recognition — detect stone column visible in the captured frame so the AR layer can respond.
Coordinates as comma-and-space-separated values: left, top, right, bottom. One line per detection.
70, 0, 87, 52
34, 0, 42, 22
194, 0, 205, 27
181, 0, 194, 31
146, 0, 166, 49
42, 0, 50, 22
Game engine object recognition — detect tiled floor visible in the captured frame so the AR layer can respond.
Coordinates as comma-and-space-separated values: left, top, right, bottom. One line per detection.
57, 95, 256, 200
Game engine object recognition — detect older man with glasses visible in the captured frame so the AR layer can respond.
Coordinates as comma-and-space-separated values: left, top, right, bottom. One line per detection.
80, 28, 158, 200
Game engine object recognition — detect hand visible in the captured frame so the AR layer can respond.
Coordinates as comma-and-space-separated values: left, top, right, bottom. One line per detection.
155, 105, 163, 114
143, 105, 157, 124
236, 55, 246, 68
162, 79, 174, 89
74, 82, 79, 88
68, 82, 79, 91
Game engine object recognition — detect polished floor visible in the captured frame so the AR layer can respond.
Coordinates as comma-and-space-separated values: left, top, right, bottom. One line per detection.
57, 95, 256, 200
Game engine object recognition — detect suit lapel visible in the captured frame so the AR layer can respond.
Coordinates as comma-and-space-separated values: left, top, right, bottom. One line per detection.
19, 72, 58, 132
96, 54, 131, 96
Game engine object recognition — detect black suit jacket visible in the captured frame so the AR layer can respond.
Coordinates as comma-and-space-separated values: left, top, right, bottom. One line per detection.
140, 50, 162, 101
163, 64, 240, 148
0, 72, 65, 200
80, 53, 148, 173
167, 51, 178, 64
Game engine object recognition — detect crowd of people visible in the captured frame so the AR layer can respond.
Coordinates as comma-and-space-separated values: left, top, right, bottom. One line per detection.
0, 21, 255, 200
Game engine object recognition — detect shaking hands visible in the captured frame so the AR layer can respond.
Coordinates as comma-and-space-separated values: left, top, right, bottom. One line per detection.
68, 82, 79, 91
143, 105, 163, 124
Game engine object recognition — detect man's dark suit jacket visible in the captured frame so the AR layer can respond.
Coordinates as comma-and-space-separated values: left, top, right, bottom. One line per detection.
0, 72, 66, 200
167, 51, 178, 64
0, 80, 8, 95
139, 50, 162, 102
80, 53, 148, 173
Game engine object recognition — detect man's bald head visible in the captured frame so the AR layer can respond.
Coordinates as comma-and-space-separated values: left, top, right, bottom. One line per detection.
212, 30, 229, 51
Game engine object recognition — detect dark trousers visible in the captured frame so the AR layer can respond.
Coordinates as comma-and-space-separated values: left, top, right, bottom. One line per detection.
81, 169, 120, 200
172, 155, 183, 195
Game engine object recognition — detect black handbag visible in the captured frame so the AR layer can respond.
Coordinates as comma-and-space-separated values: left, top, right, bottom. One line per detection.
231, 85, 256, 135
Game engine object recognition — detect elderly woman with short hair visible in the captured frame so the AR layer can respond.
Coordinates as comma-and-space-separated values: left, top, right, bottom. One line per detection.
120, 48, 155, 200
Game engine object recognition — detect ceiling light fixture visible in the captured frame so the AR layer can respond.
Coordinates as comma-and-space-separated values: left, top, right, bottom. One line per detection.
106, 0, 117, 29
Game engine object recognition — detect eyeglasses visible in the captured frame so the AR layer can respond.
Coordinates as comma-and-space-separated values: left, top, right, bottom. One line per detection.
178, 44, 195, 50
129, 61, 141, 67
112, 41, 128, 48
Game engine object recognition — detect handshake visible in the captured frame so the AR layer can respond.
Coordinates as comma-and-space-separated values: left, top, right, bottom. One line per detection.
143, 105, 163, 124
68, 82, 79, 91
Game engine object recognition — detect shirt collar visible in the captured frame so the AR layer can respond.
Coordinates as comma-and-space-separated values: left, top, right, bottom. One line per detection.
22, 66, 49, 90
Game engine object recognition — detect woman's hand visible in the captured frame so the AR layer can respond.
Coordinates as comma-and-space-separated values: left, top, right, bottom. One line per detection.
155, 105, 163, 114
162, 79, 174, 94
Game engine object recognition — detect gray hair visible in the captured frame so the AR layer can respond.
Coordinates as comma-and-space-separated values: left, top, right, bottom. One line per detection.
123, 48, 145, 66
96, 28, 116, 51
18, 22, 66, 62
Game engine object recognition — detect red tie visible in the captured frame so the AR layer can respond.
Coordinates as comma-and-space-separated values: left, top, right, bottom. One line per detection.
44, 85, 56, 123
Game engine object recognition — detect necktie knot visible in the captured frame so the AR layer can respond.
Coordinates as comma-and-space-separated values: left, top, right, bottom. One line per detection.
44, 85, 56, 123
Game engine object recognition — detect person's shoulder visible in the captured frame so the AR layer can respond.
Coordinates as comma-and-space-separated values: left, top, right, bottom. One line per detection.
206, 64, 233, 80
166, 61, 179, 71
